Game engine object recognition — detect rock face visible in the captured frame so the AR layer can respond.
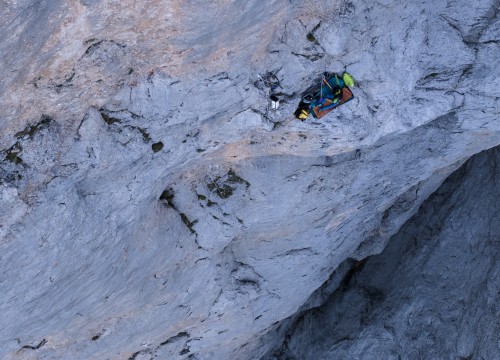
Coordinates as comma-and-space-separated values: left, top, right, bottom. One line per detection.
0, 0, 498, 359
266, 146, 500, 360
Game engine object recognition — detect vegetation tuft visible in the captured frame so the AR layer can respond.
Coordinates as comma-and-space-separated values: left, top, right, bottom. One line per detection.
159, 188, 176, 208
207, 169, 250, 199
15, 115, 53, 139
152, 142, 164, 152
5, 142, 24, 164
100, 112, 121, 125
180, 213, 198, 234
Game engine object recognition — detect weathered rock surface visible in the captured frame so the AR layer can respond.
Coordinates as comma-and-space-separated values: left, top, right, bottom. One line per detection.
266, 146, 500, 360
0, 0, 498, 359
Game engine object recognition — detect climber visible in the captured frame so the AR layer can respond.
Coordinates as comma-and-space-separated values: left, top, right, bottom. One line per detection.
270, 95, 280, 110
295, 72, 355, 120
257, 71, 283, 111
294, 101, 310, 120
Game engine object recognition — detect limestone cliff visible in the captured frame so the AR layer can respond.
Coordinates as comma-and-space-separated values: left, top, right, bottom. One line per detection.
264, 146, 500, 360
0, 0, 498, 359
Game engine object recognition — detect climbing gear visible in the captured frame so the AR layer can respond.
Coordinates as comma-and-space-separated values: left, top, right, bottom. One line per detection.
294, 101, 310, 120
342, 72, 355, 87
260, 72, 282, 93
295, 107, 310, 120
294, 72, 355, 120
323, 77, 334, 92
332, 86, 342, 101
303, 94, 314, 103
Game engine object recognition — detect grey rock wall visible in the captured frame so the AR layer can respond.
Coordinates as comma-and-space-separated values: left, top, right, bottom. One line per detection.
0, 0, 499, 359
268, 145, 500, 360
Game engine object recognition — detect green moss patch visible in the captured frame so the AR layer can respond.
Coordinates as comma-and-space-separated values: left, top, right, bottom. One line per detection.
306, 22, 321, 45
15, 115, 53, 139
208, 180, 232, 199
180, 213, 198, 234
6, 151, 23, 164
159, 188, 176, 208
138, 128, 151, 142
207, 199, 218, 207
152, 142, 164, 152
227, 169, 250, 188
207, 169, 250, 199
307, 32, 318, 43
100, 112, 121, 125
5, 142, 24, 164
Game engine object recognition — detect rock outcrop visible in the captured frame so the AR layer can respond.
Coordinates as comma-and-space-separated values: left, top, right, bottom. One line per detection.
0, 0, 498, 359
266, 146, 500, 360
